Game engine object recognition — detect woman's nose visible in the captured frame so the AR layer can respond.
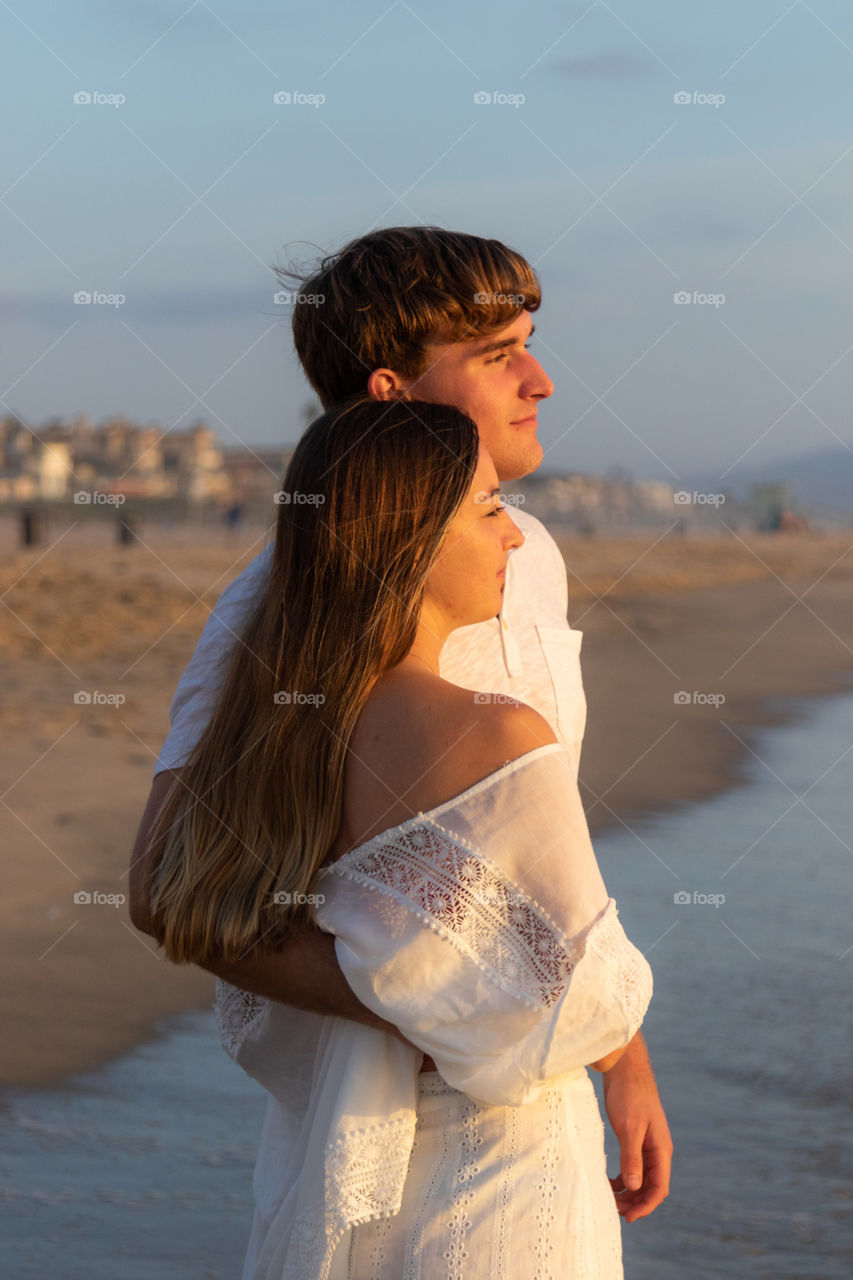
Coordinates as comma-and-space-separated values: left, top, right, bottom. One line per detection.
504, 514, 524, 550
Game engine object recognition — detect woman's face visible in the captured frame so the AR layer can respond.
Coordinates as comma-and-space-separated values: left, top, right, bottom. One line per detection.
420, 446, 524, 637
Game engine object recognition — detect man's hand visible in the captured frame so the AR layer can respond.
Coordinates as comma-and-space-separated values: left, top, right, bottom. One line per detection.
601, 1032, 672, 1223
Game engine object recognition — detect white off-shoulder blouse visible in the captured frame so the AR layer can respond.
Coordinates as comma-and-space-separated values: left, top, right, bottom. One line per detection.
216, 744, 653, 1280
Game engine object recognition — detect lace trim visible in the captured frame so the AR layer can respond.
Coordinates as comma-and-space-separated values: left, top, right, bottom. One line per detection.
282, 1115, 417, 1280
325, 1113, 416, 1226
323, 820, 598, 1010
587, 904, 653, 1034
213, 978, 268, 1061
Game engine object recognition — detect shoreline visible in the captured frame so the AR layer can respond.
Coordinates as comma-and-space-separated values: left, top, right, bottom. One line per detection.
2, 530, 852, 1091
576, 569, 853, 841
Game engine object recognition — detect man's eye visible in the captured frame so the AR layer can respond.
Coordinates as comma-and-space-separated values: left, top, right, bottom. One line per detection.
487, 353, 508, 364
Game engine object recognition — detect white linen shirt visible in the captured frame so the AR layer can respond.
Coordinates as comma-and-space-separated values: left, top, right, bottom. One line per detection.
154, 508, 587, 780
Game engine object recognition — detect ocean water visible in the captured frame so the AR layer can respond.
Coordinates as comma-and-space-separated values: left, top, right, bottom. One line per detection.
606, 686, 853, 1280
1, 689, 851, 1279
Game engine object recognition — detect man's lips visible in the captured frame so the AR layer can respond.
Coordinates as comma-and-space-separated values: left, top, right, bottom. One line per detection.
511, 414, 538, 426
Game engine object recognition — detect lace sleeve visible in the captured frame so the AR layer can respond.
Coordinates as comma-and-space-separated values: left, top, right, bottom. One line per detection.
214, 978, 268, 1062
316, 801, 653, 1106
324, 820, 591, 1010
587, 896, 653, 1036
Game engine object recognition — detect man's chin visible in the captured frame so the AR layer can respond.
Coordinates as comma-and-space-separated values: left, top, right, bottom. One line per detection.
498, 439, 543, 483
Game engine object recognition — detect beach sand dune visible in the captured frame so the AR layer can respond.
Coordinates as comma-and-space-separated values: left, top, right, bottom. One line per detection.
2, 521, 852, 1088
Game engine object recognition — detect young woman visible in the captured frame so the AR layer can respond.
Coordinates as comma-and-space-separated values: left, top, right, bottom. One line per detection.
145, 397, 653, 1280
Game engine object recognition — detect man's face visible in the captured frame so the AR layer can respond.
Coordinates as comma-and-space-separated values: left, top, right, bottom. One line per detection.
397, 310, 554, 483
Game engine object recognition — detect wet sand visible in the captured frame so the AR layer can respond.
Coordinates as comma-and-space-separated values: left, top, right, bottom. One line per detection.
2, 517, 852, 1088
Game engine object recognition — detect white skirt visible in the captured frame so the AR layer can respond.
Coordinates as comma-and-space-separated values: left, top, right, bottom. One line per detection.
344, 1068, 623, 1280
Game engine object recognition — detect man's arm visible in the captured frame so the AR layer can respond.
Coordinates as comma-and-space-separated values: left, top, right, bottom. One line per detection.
600, 1031, 673, 1222
127, 770, 408, 1041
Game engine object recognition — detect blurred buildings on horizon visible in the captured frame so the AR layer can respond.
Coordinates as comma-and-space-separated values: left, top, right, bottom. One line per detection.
0, 413, 833, 534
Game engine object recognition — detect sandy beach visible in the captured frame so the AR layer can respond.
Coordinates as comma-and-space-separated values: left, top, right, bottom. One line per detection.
2, 516, 852, 1089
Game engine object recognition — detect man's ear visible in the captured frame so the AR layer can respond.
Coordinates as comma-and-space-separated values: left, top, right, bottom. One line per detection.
367, 368, 413, 402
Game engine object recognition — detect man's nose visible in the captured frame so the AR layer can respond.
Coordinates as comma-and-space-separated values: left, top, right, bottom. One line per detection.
525, 355, 554, 401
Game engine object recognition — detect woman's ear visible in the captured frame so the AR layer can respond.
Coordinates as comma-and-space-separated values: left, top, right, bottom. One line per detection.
367, 368, 413, 402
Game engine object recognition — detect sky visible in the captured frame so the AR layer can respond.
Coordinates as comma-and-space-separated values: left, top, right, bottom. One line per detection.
3, 0, 853, 485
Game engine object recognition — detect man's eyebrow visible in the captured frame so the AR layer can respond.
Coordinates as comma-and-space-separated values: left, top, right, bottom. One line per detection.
467, 322, 535, 357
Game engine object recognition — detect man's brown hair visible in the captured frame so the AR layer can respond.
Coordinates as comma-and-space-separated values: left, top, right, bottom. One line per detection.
276, 226, 542, 408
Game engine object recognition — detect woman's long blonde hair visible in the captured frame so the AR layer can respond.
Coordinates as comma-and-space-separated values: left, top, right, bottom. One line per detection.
145, 398, 479, 964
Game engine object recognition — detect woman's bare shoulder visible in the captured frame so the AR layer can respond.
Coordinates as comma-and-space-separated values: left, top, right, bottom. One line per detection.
332, 677, 561, 858
347, 676, 558, 828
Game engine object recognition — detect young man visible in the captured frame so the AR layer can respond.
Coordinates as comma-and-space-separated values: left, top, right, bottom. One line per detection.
129, 226, 672, 1223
